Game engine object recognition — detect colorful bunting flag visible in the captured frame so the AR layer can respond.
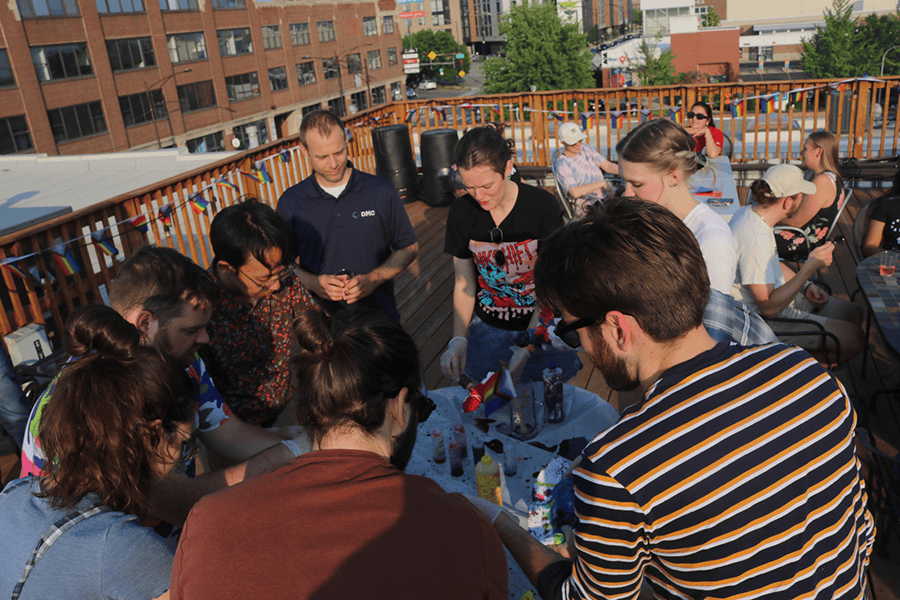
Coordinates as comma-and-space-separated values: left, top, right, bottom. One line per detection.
669, 108, 683, 124
1, 257, 30, 280
610, 110, 625, 130
788, 90, 806, 105
484, 369, 516, 416
729, 101, 744, 118
90, 229, 119, 257
432, 106, 447, 121
761, 95, 776, 113
640, 108, 653, 123
158, 204, 173, 229
405, 108, 417, 123
345, 127, 353, 141
491, 105, 502, 118
50, 243, 80, 275
189, 193, 210, 215
280, 149, 290, 163
550, 110, 565, 122
216, 178, 236, 192
129, 214, 149, 233
581, 112, 594, 130
240, 169, 264, 183
256, 163, 273, 184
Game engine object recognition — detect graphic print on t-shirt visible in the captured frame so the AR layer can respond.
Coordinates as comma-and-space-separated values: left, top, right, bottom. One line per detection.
469, 238, 538, 325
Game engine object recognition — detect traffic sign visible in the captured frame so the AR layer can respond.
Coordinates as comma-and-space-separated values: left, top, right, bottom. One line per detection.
427, 50, 437, 60
459, 70, 465, 77
455, 53, 464, 59
619, 55, 626, 63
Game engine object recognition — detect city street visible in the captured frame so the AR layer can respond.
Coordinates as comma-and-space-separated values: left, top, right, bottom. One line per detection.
413, 57, 486, 99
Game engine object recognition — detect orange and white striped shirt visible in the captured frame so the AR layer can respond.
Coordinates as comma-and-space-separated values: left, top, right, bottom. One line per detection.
563, 342, 874, 600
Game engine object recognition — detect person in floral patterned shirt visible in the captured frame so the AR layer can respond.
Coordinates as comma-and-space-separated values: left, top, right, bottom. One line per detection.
202, 199, 317, 427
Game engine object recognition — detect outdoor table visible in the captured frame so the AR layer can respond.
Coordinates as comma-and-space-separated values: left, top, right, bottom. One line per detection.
856, 253, 900, 358
689, 155, 740, 222
407, 383, 619, 598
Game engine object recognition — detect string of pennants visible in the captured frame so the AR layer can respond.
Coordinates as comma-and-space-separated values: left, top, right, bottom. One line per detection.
1, 149, 301, 284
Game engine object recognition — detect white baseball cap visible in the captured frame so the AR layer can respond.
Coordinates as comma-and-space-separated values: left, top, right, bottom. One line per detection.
558, 122, 586, 145
762, 164, 817, 198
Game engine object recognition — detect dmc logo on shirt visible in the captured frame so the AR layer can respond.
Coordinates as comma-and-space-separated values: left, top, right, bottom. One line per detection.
352, 210, 376, 218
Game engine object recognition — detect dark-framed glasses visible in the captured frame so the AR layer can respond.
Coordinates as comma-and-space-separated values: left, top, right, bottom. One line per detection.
239, 265, 291, 292
490, 227, 506, 267
177, 430, 201, 464
554, 316, 598, 349
686, 112, 709, 120
410, 389, 437, 423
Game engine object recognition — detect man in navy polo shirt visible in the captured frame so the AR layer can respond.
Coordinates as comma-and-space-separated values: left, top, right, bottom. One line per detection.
276, 110, 418, 322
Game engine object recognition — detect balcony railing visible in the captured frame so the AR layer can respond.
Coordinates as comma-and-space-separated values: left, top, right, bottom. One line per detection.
2, 76, 899, 343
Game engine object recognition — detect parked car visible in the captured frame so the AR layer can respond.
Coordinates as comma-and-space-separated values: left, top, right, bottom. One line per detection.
418, 80, 437, 90
625, 34, 635, 40
406, 88, 417, 99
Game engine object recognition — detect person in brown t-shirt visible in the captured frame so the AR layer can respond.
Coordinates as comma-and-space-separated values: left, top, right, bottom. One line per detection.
172, 309, 509, 600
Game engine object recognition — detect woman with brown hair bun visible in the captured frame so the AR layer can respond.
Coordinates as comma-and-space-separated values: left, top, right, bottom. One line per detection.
0, 305, 196, 600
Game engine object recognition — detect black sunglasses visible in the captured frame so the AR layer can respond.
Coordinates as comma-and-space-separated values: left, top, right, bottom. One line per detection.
410, 389, 437, 423
490, 227, 506, 267
686, 112, 709, 120
554, 316, 598, 349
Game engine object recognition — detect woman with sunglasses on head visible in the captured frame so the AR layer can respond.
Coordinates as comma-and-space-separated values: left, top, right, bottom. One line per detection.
776, 130, 844, 261
0, 305, 196, 600
441, 126, 581, 385
684, 101, 723, 159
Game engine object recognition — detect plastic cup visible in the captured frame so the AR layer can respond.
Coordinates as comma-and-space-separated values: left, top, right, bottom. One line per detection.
879, 252, 897, 277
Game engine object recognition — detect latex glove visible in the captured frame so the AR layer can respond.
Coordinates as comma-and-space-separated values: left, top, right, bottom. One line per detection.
441, 337, 467, 382
280, 429, 313, 458
463, 494, 506, 524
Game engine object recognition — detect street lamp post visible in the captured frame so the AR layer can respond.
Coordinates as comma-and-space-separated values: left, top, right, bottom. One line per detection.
146, 68, 191, 148
880, 45, 900, 76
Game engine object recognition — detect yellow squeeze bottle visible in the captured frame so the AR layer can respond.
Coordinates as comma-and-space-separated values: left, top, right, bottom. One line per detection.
475, 455, 502, 506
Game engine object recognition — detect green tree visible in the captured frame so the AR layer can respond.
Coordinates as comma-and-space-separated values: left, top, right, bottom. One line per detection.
702, 7, 721, 27
632, 40, 688, 86
402, 30, 470, 80
856, 11, 900, 76
481, 2, 594, 94
800, 0, 863, 78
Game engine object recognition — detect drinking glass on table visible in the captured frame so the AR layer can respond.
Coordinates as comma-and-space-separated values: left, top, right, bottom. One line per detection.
879, 251, 898, 277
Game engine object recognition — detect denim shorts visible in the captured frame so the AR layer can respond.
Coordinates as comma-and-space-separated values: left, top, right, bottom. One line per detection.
464, 315, 583, 384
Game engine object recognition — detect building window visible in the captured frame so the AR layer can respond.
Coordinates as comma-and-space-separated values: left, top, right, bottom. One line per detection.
363, 17, 377, 36
218, 28, 253, 56
269, 66, 288, 91
296, 61, 316, 85
372, 85, 386, 105
107, 37, 155, 72
211, 0, 244, 8
383, 15, 394, 34
225, 71, 260, 102
95, 0, 144, 13
167, 33, 207, 64
159, 0, 198, 11
322, 58, 339, 80
367, 49, 382, 70
119, 90, 166, 127
0, 51, 15, 87
350, 90, 366, 113
391, 81, 401, 101
0, 116, 33, 154
346, 53, 361, 75
262, 25, 281, 50
186, 131, 224, 153
31, 43, 93, 83
47, 101, 107, 143
301, 103, 319, 117
290, 23, 310, 46
233, 119, 269, 149
317, 21, 335, 43
177, 80, 216, 113
327, 97, 345, 117
387, 47, 397, 66
16, 0, 79, 17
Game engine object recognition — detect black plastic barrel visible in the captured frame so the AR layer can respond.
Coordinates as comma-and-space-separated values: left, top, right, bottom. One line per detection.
420, 128, 459, 207
371, 124, 419, 204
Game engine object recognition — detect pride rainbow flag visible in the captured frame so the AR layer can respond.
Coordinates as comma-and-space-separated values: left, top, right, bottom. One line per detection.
611, 110, 625, 130
729, 101, 745, 118
1, 257, 29, 280
90, 230, 119, 257
216, 178, 236, 192
256, 163, 273, 184
280, 149, 290, 163
158, 204, 173, 228
432, 106, 447, 121
405, 108, 417, 123
129, 214, 149, 233
581, 112, 594, 130
50, 243, 80, 275
761, 95, 776, 113
669, 108, 683, 124
550, 110, 565, 122
189, 193, 210, 215
640, 108, 653, 123
491, 105, 502, 118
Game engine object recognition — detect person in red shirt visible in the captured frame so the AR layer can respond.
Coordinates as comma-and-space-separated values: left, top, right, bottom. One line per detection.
685, 101, 724, 158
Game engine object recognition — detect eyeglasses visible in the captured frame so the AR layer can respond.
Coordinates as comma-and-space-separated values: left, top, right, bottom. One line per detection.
238, 265, 291, 292
490, 227, 506, 267
410, 389, 437, 423
554, 316, 598, 349
686, 112, 709, 120
177, 430, 201, 465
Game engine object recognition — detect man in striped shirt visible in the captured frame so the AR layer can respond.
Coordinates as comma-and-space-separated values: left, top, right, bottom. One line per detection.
481, 198, 874, 600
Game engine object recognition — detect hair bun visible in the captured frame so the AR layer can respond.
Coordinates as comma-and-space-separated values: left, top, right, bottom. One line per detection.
63, 305, 142, 360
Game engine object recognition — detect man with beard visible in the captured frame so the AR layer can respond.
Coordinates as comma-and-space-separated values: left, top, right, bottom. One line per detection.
276, 110, 418, 323
172, 309, 508, 600
471, 198, 873, 600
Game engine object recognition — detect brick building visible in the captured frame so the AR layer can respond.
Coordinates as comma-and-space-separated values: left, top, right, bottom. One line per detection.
0, 0, 405, 155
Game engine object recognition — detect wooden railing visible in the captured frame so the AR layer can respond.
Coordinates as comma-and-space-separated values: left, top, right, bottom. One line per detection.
2, 76, 899, 343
